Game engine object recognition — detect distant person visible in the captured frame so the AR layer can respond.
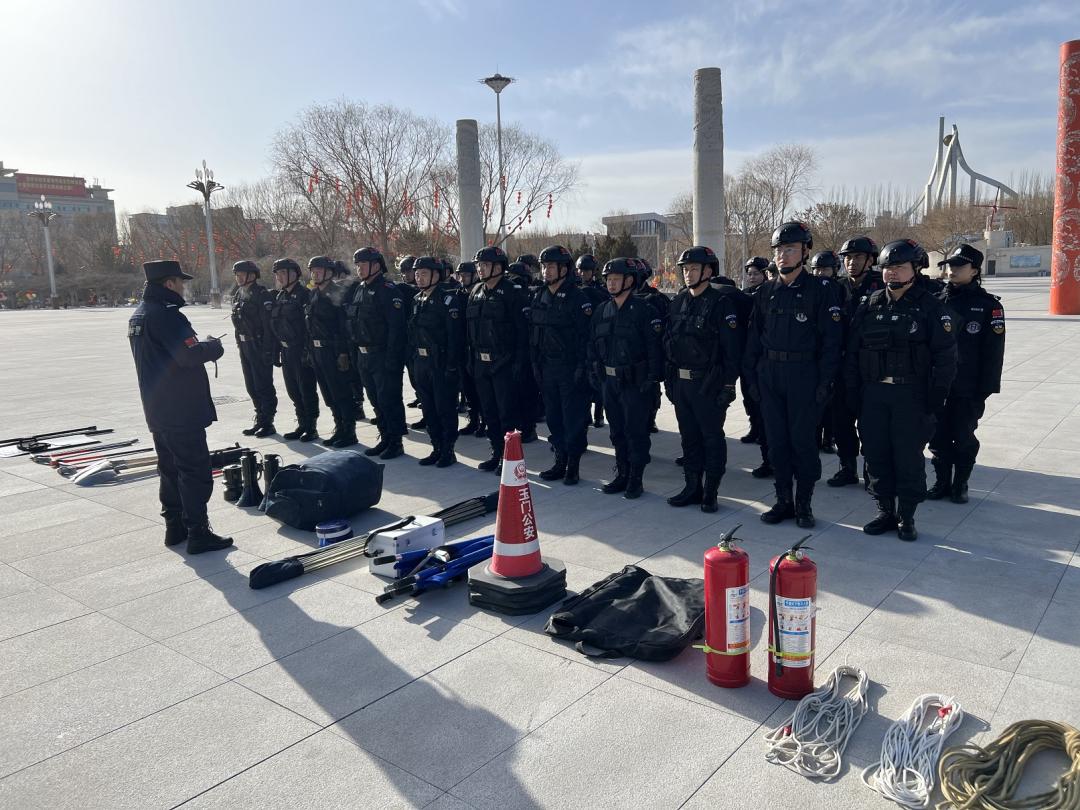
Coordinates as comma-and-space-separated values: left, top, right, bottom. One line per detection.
230, 260, 278, 438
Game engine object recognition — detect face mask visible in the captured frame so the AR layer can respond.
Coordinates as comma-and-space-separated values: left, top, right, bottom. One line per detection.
886, 280, 910, 290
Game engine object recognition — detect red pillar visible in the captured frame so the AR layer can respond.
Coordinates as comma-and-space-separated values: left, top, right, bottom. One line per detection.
1050, 39, 1080, 315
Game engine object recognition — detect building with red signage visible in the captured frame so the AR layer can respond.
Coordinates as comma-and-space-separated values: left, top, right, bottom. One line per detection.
0, 160, 116, 218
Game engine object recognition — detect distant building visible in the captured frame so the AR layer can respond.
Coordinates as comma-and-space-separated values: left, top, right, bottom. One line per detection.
601, 212, 673, 267
927, 230, 1052, 278
0, 160, 116, 219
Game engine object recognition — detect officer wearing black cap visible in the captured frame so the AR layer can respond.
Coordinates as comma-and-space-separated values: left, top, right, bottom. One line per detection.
346, 246, 407, 460
665, 246, 745, 512
827, 236, 886, 488
846, 239, 958, 541
530, 245, 594, 485
745, 222, 843, 528
632, 258, 671, 434
467, 246, 531, 471
270, 258, 320, 441
810, 251, 847, 455
453, 261, 484, 437
398, 255, 422, 412
928, 243, 1004, 504
590, 258, 665, 499
305, 256, 356, 447
230, 260, 278, 438
128, 260, 232, 554
576, 253, 610, 428
409, 256, 467, 467
507, 260, 542, 442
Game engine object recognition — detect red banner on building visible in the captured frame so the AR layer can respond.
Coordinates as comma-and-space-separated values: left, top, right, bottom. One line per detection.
16, 174, 89, 198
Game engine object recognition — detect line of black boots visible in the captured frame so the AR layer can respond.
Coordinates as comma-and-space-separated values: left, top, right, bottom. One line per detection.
163, 512, 233, 554
667, 471, 722, 513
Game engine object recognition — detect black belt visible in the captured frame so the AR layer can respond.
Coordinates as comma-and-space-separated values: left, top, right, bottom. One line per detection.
676, 367, 707, 380
878, 376, 914, 385
767, 350, 815, 362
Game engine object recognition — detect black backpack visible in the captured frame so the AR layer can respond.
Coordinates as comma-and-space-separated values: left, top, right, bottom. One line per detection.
262, 449, 383, 530
544, 565, 706, 661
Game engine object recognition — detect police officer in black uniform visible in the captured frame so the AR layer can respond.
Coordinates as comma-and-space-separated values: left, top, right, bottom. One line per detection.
409, 256, 466, 467
333, 260, 367, 424
454, 261, 484, 437
745, 222, 843, 528
230, 260, 278, 438
828, 236, 885, 487
128, 260, 232, 554
665, 246, 745, 512
810, 251, 846, 455
305, 256, 356, 447
928, 244, 1005, 504
507, 260, 542, 442
530, 245, 594, 485
590, 258, 665, 499
346, 246, 407, 460
846, 239, 958, 541
468, 247, 531, 471
398, 256, 422, 411
576, 253, 610, 428
633, 259, 671, 434
740, 256, 770, 454
269, 258, 320, 441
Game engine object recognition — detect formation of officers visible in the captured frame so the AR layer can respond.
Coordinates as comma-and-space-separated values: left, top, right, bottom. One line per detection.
225, 221, 1004, 543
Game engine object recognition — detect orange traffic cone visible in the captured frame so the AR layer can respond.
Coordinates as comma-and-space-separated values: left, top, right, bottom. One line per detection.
469, 430, 567, 615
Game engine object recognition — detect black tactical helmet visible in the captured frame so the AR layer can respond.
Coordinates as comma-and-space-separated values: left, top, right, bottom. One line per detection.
636, 258, 653, 281
398, 255, 417, 273
412, 255, 443, 275
838, 236, 879, 260
308, 255, 336, 271
332, 260, 351, 277
678, 245, 720, 271
232, 260, 260, 276
879, 239, 929, 270
272, 258, 301, 274
456, 261, 477, 276
576, 253, 598, 273
771, 221, 813, 249
507, 261, 531, 281
744, 257, 770, 271
810, 251, 841, 270
474, 245, 509, 267
539, 245, 573, 267
602, 257, 641, 287
352, 246, 386, 270
516, 253, 539, 269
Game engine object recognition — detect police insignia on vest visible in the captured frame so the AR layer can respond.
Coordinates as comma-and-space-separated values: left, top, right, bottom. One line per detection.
795, 313, 808, 322
967, 321, 981, 334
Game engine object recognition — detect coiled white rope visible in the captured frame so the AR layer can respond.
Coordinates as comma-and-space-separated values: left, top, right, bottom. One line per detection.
764, 665, 870, 781
862, 693, 964, 808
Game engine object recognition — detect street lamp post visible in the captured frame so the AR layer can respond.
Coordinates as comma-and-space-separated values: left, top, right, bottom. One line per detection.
27, 195, 59, 309
730, 209, 752, 276
480, 73, 514, 244
187, 160, 225, 307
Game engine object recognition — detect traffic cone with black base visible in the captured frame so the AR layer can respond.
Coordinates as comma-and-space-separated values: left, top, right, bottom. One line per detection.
469, 430, 566, 615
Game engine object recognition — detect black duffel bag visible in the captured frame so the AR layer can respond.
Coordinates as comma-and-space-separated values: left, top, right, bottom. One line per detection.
262, 449, 383, 530
544, 565, 705, 661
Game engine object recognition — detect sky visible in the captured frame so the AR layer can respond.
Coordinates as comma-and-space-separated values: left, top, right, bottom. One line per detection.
2, 0, 1070, 233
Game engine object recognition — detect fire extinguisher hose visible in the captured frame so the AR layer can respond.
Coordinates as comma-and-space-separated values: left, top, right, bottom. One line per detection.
861, 693, 964, 809
936, 719, 1080, 810
764, 665, 869, 781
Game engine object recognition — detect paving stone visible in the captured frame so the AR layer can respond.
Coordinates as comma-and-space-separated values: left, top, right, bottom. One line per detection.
10, 523, 173, 584
0, 644, 224, 776
0, 612, 148, 698
1015, 599, 1080, 689
0, 586, 91, 642
0, 563, 38, 598
0, 510, 156, 563
0, 472, 44, 499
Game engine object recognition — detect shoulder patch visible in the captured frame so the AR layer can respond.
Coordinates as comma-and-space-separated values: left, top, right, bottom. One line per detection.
393, 299, 402, 308
725, 313, 738, 328
582, 303, 593, 316
829, 305, 841, 322
967, 321, 981, 334
941, 314, 953, 333
651, 318, 663, 333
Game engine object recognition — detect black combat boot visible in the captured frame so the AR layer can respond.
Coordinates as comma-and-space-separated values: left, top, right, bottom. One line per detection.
378, 440, 404, 460
602, 463, 629, 494
863, 497, 897, 535
410, 417, 427, 430
242, 417, 260, 437
325, 417, 345, 447
253, 422, 276, 438
163, 511, 187, 547
435, 443, 457, 468
760, 484, 795, 524
563, 456, 580, 485
478, 448, 502, 472
540, 454, 567, 481
624, 466, 645, 499
897, 499, 918, 541
827, 458, 859, 487
592, 402, 605, 428
458, 412, 480, 435
950, 464, 971, 504
667, 471, 703, 507
298, 422, 320, 442
751, 454, 774, 479
283, 426, 304, 440
520, 427, 538, 444
186, 522, 233, 554
740, 429, 759, 444
330, 420, 357, 448
418, 445, 440, 466
365, 436, 389, 457
926, 460, 952, 500
794, 483, 816, 529
475, 420, 487, 439
700, 473, 722, 513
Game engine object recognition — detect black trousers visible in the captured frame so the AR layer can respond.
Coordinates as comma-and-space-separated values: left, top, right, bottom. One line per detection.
280, 347, 319, 429
152, 429, 213, 528
603, 377, 652, 468
358, 358, 406, 440
238, 342, 277, 424
413, 358, 459, 448
540, 361, 589, 460
461, 367, 481, 418
831, 384, 861, 465
311, 346, 354, 424
741, 376, 764, 439
929, 395, 984, 477
672, 377, 729, 475
860, 383, 935, 503
759, 360, 822, 489
475, 362, 517, 456
515, 364, 540, 434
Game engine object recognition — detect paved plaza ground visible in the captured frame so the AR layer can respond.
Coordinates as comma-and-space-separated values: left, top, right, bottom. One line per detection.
1, 276, 1079, 808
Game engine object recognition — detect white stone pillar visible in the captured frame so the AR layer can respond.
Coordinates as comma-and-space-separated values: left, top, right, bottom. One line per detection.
692, 68, 725, 265
456, 119, 484, 263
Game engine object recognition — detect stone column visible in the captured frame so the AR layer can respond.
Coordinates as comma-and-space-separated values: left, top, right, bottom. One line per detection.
456, 119, 484, 264
692, 67, 725, 268
1051, 40, 1080, 315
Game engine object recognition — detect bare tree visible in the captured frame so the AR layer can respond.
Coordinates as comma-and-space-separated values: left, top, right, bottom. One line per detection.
741, 144, 819, 224
792, 201, 867, 252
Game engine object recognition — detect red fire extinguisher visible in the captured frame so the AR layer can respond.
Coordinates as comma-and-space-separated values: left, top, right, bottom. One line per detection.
700, 525, 750, 688
767, 535, 817, 700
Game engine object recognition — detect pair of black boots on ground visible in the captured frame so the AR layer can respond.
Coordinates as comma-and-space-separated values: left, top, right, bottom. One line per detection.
667, 471, 722, 513
601, 461, 645, 500
163, 513, 233, 555
540, 454, 581, 486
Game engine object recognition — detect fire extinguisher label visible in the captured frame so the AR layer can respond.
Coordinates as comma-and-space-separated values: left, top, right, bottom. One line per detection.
725, 585, 750, 651
773, 596, 814, 668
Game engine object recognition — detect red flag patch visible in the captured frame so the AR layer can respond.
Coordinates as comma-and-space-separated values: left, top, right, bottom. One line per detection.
184, 336, 197, 347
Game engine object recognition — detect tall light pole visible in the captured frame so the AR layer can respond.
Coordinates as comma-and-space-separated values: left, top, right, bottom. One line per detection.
480, 73, 514, 244
28, 195, 59, 309
730, 209, 752, 271
187, 160, 224, 307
